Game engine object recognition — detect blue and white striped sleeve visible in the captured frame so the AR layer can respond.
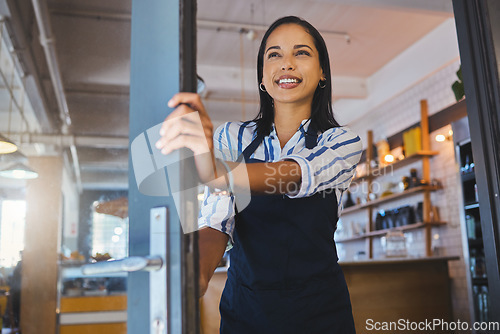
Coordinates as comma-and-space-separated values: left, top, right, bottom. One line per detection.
197, 122, 237, 241
282, 126, 363, 198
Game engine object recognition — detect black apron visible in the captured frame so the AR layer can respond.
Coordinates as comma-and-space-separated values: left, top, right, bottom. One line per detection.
219, 125, 356, 334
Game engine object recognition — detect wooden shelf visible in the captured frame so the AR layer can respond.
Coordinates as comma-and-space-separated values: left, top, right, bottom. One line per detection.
352, 151, 439, 182
342, 185, 442, 214
336, 221, 446, 243
341, 100, 445, 258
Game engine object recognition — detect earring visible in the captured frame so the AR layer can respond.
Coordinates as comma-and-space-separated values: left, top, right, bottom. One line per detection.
318, 80, 326, 89
259, 83, 267, 92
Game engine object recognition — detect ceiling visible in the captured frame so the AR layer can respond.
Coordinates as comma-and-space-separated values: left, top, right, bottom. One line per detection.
0, 0, 453, 191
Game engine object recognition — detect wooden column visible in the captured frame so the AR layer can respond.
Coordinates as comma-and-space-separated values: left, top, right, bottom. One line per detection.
420, 100, 433, 256
366, 130, 374, 259
20, 157, 63, 334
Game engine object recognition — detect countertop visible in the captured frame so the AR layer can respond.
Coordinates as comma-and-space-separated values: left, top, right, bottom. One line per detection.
339, 255, 460, 266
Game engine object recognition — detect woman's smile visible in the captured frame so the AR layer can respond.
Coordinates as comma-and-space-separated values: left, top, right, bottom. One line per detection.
276, 75, 303, 89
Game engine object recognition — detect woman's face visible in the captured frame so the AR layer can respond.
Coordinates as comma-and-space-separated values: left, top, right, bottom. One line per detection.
261, 23, 324, 107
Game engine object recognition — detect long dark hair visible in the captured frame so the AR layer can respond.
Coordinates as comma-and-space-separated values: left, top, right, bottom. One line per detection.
253, 16, 340, 138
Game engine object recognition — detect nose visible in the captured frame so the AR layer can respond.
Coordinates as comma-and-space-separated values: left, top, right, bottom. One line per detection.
281, 55, 295, 71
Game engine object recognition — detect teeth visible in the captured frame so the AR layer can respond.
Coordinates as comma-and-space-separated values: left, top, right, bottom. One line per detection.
279, 78, 299, 84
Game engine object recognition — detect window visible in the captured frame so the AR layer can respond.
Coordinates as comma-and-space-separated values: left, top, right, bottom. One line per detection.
0, 200, 26, 267
91, 210, 128, 260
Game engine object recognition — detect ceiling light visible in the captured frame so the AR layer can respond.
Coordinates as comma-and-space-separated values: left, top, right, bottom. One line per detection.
384, 154, 395, 163
435, 129, 454, 142
0, 134, 18, 154
0, 162, 39, 179
435, 134, 446, 142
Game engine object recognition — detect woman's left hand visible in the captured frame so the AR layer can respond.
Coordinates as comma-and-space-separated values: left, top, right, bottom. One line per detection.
155, 92, 214, 157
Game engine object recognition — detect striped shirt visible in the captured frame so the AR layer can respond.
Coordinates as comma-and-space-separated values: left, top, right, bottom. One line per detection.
198, 119, 363, 241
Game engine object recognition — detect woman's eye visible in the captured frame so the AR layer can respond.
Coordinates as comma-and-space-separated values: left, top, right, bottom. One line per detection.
296, 50, 311, 56
267, 52, 280, 59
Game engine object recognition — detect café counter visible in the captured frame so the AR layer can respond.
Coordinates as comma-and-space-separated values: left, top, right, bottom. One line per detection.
58, 265, 127, 334
200, 256, 459, 334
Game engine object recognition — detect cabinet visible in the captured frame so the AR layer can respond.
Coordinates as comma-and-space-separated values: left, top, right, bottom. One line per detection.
455, 136, 491, 324
338, 100, 446, 258
57, 264, 127, 334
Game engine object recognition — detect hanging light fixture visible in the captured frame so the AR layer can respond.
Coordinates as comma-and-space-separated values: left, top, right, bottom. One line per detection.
0, 162, 38, 179
0, 134, 17, 154
0, 19, 18, 154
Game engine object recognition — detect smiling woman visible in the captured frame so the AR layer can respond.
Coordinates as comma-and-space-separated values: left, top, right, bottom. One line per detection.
156, 15, 362, 333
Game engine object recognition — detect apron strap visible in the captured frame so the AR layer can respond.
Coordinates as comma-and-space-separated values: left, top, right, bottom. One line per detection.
304, 122, 318, 149
241, 132, 265, 161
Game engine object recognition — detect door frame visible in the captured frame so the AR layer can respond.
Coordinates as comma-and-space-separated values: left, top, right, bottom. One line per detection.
453, 0, 500, 321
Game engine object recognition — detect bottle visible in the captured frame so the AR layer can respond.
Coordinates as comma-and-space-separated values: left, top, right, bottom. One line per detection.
475, 253, 486, 278
473, 286, 480, 320
464, 154, 470, 173
470, 249, 477, 278
477, 286, 485, 322
481, 286, 489, 322
466, 215, 476, 239
344, 191, 355, 208
376, 138, 390, 166
409, 168, 419, 188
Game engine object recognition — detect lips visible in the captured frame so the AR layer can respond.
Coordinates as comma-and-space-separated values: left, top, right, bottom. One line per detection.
276, 75, 302, 88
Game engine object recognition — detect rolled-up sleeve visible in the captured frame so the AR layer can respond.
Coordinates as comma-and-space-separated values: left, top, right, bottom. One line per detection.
197, 123, 236, 242
283, 127, 363, 198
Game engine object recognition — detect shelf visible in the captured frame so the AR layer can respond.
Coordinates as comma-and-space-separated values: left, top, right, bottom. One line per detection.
472, 277, 488, 286
465, 203, 480, 210
464, 201, 478, 208
468, 238, 484, 247
336, 221, 446, 243
353, 151, 439, 182
342, 185, 442, 214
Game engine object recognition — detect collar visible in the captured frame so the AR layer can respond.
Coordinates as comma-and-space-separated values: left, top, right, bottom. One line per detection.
269, 118, 312, 138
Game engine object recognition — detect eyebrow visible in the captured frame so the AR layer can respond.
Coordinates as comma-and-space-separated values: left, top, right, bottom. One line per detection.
265, 44, 313, 54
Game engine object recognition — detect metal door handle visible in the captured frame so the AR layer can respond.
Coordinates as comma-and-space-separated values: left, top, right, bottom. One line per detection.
81, 255, 163, 275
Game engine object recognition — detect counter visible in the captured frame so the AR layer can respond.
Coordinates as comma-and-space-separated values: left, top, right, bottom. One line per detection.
200, 256, 459, 334
59, 294, 127, 334
59, 263, 127, 334
341, 256, 459, 334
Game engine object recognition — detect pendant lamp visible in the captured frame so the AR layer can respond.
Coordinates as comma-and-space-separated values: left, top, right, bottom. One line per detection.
0, 134, 18, 154
0, 162, 39, 179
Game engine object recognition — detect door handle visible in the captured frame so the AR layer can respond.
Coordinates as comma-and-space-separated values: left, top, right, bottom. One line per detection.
81, 255, 163, 275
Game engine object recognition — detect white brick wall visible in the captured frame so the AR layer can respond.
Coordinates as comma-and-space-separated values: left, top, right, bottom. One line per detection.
340, 59, 471, 324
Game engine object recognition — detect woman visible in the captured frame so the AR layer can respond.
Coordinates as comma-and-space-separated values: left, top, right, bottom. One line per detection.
156, 16, 362, 333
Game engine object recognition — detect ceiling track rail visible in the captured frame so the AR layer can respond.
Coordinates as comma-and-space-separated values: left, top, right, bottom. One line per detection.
9, 132, 129, 149
49, 8, 351, 42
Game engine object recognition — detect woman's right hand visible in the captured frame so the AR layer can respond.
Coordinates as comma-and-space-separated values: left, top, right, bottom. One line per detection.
155, 93, 217, 184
